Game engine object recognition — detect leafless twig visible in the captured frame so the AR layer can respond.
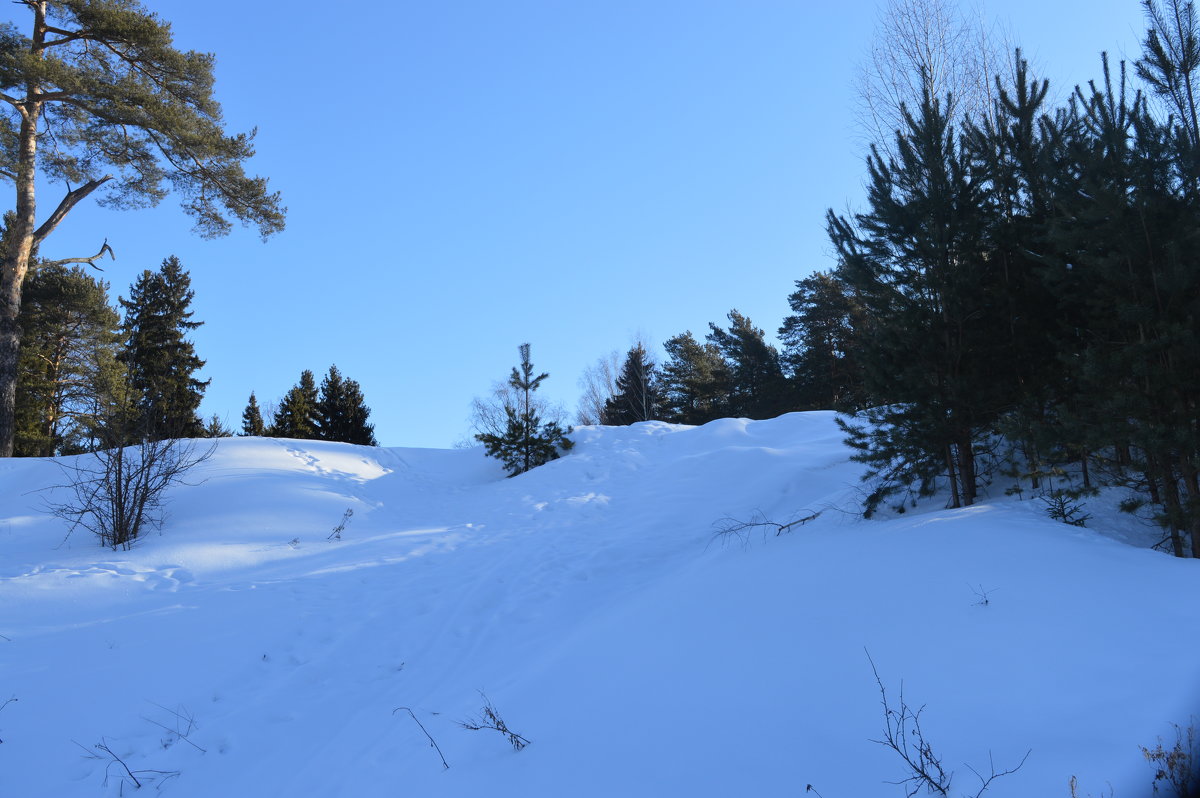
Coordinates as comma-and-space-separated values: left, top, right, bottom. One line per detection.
713, 509, 822, 546
141, 701, 205, 753
393, 706, 449, 769
866, 649, 1028, 798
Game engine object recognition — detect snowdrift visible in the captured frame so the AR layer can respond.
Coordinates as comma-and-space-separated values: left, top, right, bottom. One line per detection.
0, 412, 1196, 797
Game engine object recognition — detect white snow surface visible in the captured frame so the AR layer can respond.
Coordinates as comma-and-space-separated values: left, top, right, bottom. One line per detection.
0, 411, 1196, 797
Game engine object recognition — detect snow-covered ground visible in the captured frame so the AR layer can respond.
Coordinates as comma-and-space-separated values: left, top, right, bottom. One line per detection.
0, 411, 1195, 797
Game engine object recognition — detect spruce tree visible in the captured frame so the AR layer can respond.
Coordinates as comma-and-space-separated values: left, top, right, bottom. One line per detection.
315, 365, 377, 445
271, 370, 319, 440
601, 344, 659, 425
118, 256, 208, 441
476, 344, 573, 476
0, 0, 285, 457
241, 392, 265, 436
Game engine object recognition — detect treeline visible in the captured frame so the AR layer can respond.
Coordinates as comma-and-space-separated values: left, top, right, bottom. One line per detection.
579, 7, 1200, 558
816, 31, 1200, 560
242, 366, 376, 446
578, 311, 806, 429
13, 251, 376, 455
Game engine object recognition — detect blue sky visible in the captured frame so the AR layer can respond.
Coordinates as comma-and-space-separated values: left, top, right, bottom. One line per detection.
27, 1, 1147, 448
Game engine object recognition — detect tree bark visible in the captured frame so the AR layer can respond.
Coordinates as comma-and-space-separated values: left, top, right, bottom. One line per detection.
0, 102, 42, 457
0, 3, 46, 457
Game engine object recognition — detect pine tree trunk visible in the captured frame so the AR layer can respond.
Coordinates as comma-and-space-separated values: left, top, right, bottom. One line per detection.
945, 444, 961, 509
1151, 451, 1187, 558
0, 6, 46, 458
957, 435, 976, 507
0, 98, 42, 458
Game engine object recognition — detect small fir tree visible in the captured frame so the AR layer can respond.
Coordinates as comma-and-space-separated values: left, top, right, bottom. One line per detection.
476, 344, 573, 476
203, 414, 232, 438
271, 370, 319, 439
601, 344, 659, 425
241, 392, 265, 436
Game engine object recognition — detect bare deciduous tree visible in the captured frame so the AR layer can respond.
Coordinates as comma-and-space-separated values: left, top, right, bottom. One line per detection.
855, 0, 1011, 152
468, 379, 568, 441
576, 349, 621, 426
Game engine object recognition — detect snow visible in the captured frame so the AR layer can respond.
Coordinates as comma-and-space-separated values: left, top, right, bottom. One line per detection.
0, 411, 1195, 797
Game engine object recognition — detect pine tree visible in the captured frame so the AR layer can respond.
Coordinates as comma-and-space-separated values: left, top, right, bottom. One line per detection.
315, 365, 377, 445
0, 0, 285, 457
271, 370, 319, 440
14, 262, 123, 456
706, 310, 789, 419
601, 344, 659, 425
1041, 53, 1200, 556
476, 344, 573, 476
828, 90, 999, 513
778, 271, 866, 411
659, 331, 731, 425
118, 256, 208, 441
241, 392, 265, 436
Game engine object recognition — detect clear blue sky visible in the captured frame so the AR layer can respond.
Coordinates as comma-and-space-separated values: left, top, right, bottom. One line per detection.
29, 1, 1147, 448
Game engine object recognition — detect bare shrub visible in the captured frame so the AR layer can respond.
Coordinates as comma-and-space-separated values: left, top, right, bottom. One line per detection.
1143, 721, 1199, 797
867, 651, 1028, 797
459, 693, 530, 752
47, 435, 213, 550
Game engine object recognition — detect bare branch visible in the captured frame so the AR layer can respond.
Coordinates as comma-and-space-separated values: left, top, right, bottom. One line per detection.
32, 176, 115, 247
713, 509, 822, 546
95, 740, 141, 789
39, 239, 114, 271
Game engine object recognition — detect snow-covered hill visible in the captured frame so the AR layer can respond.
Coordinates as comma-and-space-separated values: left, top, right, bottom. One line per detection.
0, 412, 1195, 797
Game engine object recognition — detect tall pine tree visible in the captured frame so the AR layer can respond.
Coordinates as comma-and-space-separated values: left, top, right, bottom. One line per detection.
829, 90, 1000, 513
0, 0, 285, 457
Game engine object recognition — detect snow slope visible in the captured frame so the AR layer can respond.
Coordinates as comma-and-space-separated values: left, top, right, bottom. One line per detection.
0, 412, 1196, 797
